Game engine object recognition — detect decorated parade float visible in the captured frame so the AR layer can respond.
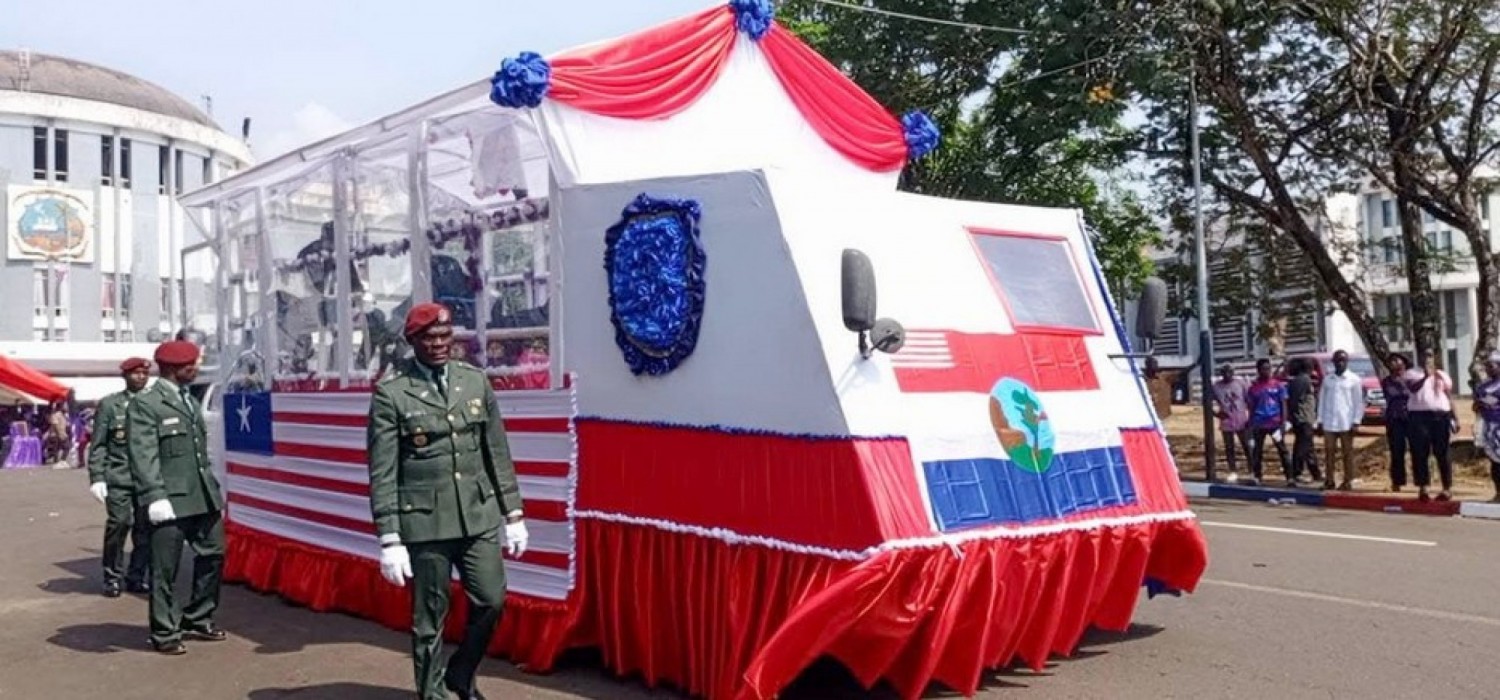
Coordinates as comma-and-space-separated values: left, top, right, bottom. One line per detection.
178, 2, 1207, 697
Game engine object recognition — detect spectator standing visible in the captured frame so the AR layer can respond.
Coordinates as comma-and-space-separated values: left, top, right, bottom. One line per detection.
1408, 352, 1458, 502
1286, 358, 1324, 486
1246, 359, 1291, 486
1318, 350, 1367, 491
1473, 352, 1500, 503
1211, 364, 1252, 482
1381, 353, 1414, 492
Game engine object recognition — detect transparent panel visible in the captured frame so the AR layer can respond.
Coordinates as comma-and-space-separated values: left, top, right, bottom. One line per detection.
218, 190, 268, 392
265, 161, 339, 385
181, 244, 221, 377
349, 145, 414, 382
423, 108, 553, 387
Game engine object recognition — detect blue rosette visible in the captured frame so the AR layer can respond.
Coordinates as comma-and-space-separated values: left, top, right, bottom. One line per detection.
489, 51, 552, 109
729, 0, 775, 41
902, 110, 942, 160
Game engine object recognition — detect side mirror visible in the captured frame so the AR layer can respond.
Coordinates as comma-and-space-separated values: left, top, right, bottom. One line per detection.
870, 318, 906, 355
1135, 276, 1168, 342
842, 249, 876, 333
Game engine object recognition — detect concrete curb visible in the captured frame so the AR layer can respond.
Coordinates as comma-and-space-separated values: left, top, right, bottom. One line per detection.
1182, 479, 1500, 520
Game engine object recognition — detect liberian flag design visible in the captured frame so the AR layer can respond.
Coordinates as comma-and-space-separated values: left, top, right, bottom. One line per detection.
223, 383, 578, 601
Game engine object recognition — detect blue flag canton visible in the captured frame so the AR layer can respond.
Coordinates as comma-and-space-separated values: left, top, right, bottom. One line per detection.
224, 391, 274, 456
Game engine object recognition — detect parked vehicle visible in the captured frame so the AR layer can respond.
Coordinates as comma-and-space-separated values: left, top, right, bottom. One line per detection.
1280, 352, 1384, 425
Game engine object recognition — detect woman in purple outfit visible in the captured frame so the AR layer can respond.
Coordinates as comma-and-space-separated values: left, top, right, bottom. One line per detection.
1381, 353, 1413, 492
1472, 352, 1500, 503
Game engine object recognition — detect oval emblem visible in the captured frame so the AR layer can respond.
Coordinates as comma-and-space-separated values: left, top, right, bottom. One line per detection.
413, 434, 429, 448
604, 194, 706, 376
113, 430, 126, 441
988, 378, 1055, 473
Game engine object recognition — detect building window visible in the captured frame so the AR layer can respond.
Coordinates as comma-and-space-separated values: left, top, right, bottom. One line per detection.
101, 135, 115, 186
202, 156, 214, 185
102, 273, 117, 318
174, 149, 184, 195
120, 138, 133, 189
1484, 196, 1491, 222
32, 267, 68, 319
158, 145, 169, 194
1381, 199, 1395, 228
53, 129, 68, 182
119, 273, 133, 323
32, 127, 47, 180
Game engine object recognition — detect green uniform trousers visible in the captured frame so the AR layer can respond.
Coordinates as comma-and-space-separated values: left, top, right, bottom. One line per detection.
148, 511, 225, 646
410, 527, 507, 700
102, 488, 151, 588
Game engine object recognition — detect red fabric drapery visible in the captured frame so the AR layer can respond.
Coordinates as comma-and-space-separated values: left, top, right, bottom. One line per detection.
0, 355, 69, 403
226, 512, 1205, 700
549, 8, 739, 121
758, 25, 909, 172
576, 420, 930, 550
541, 7, 911, 171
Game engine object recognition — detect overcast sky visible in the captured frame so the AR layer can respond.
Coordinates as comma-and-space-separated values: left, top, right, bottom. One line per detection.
3, 0, 713, 158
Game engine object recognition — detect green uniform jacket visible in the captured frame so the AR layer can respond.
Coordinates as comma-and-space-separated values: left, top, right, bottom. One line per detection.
87, 390, 139, 489
127, 380, 223, 518
367, 359, 524, 544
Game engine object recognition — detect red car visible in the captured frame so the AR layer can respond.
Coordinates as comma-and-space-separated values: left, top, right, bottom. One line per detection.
1279, 352, 1384, 425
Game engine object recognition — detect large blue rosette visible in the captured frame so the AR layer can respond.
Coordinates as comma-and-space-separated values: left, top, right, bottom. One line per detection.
604, 194, 707, 376
489, 51, 552, 109
902, 110, 942, 160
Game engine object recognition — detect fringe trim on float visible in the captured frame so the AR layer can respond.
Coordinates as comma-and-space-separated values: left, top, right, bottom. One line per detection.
571, 508, 1199, 562
573, 415, 907, 443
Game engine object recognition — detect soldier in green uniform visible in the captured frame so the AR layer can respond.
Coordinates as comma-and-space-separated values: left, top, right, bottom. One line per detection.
128, 340, 228, 655
368, 303, 529, 700
87, 357, 154, 597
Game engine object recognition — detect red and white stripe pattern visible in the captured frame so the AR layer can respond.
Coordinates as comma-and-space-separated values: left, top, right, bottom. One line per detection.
891, 330, 954, 369
225, 383, 578, 601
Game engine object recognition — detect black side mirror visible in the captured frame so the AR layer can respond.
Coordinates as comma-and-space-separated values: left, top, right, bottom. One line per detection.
1135, 276, 1168, 342
842, 249, 905, 359
842, 249, 876, 333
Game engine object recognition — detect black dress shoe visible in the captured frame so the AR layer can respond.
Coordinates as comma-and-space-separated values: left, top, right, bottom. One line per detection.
184, 623, 227, 641
152, 640, 187, 656
443, 675, 486, 700
102, 583, 122, 598
126, 580, 151, 594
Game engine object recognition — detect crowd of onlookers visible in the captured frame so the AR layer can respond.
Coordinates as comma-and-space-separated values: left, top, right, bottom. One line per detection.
1211, 350, 1500, 503
1, 404, 92, 468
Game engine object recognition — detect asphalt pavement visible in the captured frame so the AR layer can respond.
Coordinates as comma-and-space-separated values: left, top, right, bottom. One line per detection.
3, 468, 1498, 699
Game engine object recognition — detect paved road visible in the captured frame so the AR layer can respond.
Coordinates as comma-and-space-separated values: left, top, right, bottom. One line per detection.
3, 468, 1498, 699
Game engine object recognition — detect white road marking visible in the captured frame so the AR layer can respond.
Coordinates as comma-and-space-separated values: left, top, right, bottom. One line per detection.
1202, 578, 1500, 628
1200, 521, 1436, 547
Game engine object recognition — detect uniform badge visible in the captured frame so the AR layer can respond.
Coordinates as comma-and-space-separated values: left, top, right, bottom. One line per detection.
113, 429, 126, 440
413, 434, 429, 447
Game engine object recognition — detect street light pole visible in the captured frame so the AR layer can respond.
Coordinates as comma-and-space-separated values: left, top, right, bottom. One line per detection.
1189, 55, 1217, 482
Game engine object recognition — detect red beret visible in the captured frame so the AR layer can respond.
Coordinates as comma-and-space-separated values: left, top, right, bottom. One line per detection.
154, 340, 201, 366
404, 303, 453, 338
119, 357, 150, 374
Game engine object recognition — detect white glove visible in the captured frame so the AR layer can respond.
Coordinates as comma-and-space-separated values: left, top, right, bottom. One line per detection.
89, 482, 107, 504
146, 499, 177, 524
379, 545, 412, 587
505, 520, 529, 559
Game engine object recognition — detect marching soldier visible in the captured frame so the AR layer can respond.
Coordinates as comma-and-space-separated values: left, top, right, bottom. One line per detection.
87, 357, 153, 597
128, 340, 227, 655
367, 303, 528, 700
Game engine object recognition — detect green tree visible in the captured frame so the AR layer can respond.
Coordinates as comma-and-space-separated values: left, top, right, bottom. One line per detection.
779, 0, 1162, 297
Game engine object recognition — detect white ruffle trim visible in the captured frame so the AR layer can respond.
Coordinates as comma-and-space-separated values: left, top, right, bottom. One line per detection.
571, 509, 1199, 562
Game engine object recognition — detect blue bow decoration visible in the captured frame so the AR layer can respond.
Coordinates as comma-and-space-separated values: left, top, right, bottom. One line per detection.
604, 194, 708, 376
729, 0, 775, 41
902, 110, 942, 160
489, 51, 552, 109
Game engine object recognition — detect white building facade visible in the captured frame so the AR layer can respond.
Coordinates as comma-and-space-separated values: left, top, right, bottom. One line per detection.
0, 50, 252, 398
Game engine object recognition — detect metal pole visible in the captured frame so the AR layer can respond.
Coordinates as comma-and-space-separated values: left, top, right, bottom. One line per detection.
1189, 55, 1218, 482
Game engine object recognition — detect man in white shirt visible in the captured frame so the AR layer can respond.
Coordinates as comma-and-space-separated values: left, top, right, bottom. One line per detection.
1318, 350, 1367, 490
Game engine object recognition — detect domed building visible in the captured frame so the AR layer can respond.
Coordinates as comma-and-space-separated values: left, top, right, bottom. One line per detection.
0, 50, 252, 399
